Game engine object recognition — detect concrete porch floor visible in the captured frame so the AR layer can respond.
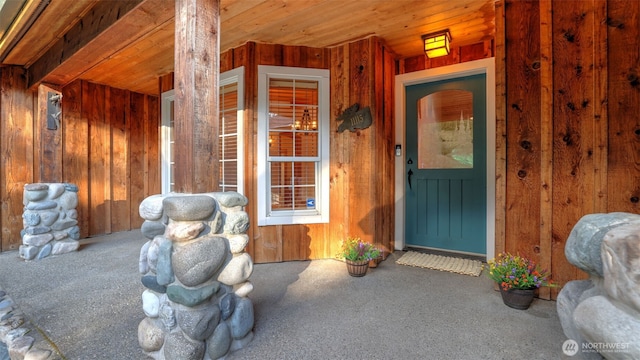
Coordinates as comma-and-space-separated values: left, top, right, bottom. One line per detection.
0, 231, 571, 359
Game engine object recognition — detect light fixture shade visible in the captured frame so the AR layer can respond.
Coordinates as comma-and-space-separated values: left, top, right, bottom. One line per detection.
422, 29, 451, 58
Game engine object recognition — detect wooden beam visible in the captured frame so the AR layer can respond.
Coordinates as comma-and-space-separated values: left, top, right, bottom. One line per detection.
173, 0, 220, 193
0, 0, 48, 62
26, 0, 174, 89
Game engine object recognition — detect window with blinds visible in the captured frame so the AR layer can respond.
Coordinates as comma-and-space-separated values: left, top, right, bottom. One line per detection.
219, 68, 244, 193
268, 78, 319, 210
161, 67, 244, 195
161, 90, 175, 194
257, 66, 330, 225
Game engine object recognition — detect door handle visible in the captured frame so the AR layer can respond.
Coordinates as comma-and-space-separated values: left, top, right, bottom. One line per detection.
407, 169, 413, 190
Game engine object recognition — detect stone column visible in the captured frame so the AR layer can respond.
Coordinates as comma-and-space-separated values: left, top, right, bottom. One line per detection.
558, 212, 640, 359
137, 192, 254, 360
20, 183, 80, 260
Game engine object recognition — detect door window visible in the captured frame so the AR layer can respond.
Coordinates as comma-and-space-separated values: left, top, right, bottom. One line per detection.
418, 90, 473, 169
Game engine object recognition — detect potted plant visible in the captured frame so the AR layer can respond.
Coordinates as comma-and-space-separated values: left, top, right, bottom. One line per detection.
486, 252, 556, 309
337, 237, 381, 277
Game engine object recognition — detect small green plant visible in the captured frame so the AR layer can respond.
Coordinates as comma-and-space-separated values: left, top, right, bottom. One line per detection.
486, 252, 556, 291
337, 237, 380, 262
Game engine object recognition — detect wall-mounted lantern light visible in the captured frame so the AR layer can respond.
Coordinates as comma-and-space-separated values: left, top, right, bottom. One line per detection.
422, 29, 451, 58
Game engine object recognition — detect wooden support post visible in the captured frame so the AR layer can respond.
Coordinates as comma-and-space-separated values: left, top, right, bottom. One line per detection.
173, 0, 220, 193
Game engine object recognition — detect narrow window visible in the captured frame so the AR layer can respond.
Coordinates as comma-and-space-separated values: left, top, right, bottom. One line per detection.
160, 90, 175, 194
161, 67, 245, 195
257, 66, 330, 225
219, 67, 245, 194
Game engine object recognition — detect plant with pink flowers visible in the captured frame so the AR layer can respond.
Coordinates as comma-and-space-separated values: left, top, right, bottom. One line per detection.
337, 237, 380, 262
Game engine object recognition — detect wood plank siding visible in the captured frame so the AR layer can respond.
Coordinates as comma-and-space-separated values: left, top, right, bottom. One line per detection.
498, 0, 636, 299
160, 38, 396, 263
399, 0, 639, 299
0, 73, 158, 250
0, 67, 35, 251
0, 0, 638, 302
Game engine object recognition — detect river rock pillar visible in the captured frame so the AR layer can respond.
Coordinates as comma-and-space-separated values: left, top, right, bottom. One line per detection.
20, 183, 80, 260
137, 192, 253, 359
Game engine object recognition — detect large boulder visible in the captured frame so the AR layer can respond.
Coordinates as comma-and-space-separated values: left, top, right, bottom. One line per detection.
559, 213, 640, 359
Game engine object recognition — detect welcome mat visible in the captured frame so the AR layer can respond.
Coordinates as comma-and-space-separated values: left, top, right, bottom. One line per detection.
396, 251, 483, 277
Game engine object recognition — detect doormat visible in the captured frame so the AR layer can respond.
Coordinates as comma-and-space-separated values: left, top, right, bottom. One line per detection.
396, 251, 483, 277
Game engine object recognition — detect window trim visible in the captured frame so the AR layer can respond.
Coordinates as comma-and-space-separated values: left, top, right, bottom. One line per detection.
160, 89, 175, 195
160, 66, 245, 195
257, 65, 330, 226
220, 66, 245, 195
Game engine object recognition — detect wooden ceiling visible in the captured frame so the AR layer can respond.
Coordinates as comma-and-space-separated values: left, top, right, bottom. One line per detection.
0, 0, 495, 95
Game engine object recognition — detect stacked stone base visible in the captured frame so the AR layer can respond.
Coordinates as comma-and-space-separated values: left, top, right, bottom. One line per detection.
0, 288, 53, 359
20, 183, 80, 260
558, 212, 640, 359
137, 192, 254, 360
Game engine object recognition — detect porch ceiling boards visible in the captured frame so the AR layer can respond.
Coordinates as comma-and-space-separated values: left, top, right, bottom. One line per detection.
0, 0, 495, 95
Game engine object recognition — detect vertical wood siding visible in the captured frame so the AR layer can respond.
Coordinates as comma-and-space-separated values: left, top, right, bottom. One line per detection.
63, 81, 159, 238
607, 0, 640, 213
213, 39, 395, 263
505, 0, 543, 277
109, 87, 132, 233
550, 0, 599, 296
0, 73, 158, 251
499, 0, 636, 299
1, 0, 635, 298
0, 67, 35, 251
398, 1, 638, 299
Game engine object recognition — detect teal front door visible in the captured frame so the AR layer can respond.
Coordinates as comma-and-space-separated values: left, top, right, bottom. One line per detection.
405, 74, 486, 255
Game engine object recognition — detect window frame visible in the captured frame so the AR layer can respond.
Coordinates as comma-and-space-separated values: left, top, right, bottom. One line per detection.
219, 67, 245, 195
257, 65, 330, 226
160, 89, 175, 195
160, 67, 245, 195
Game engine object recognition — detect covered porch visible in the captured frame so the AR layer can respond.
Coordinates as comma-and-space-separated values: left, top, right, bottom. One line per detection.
0, 230, 564, 359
